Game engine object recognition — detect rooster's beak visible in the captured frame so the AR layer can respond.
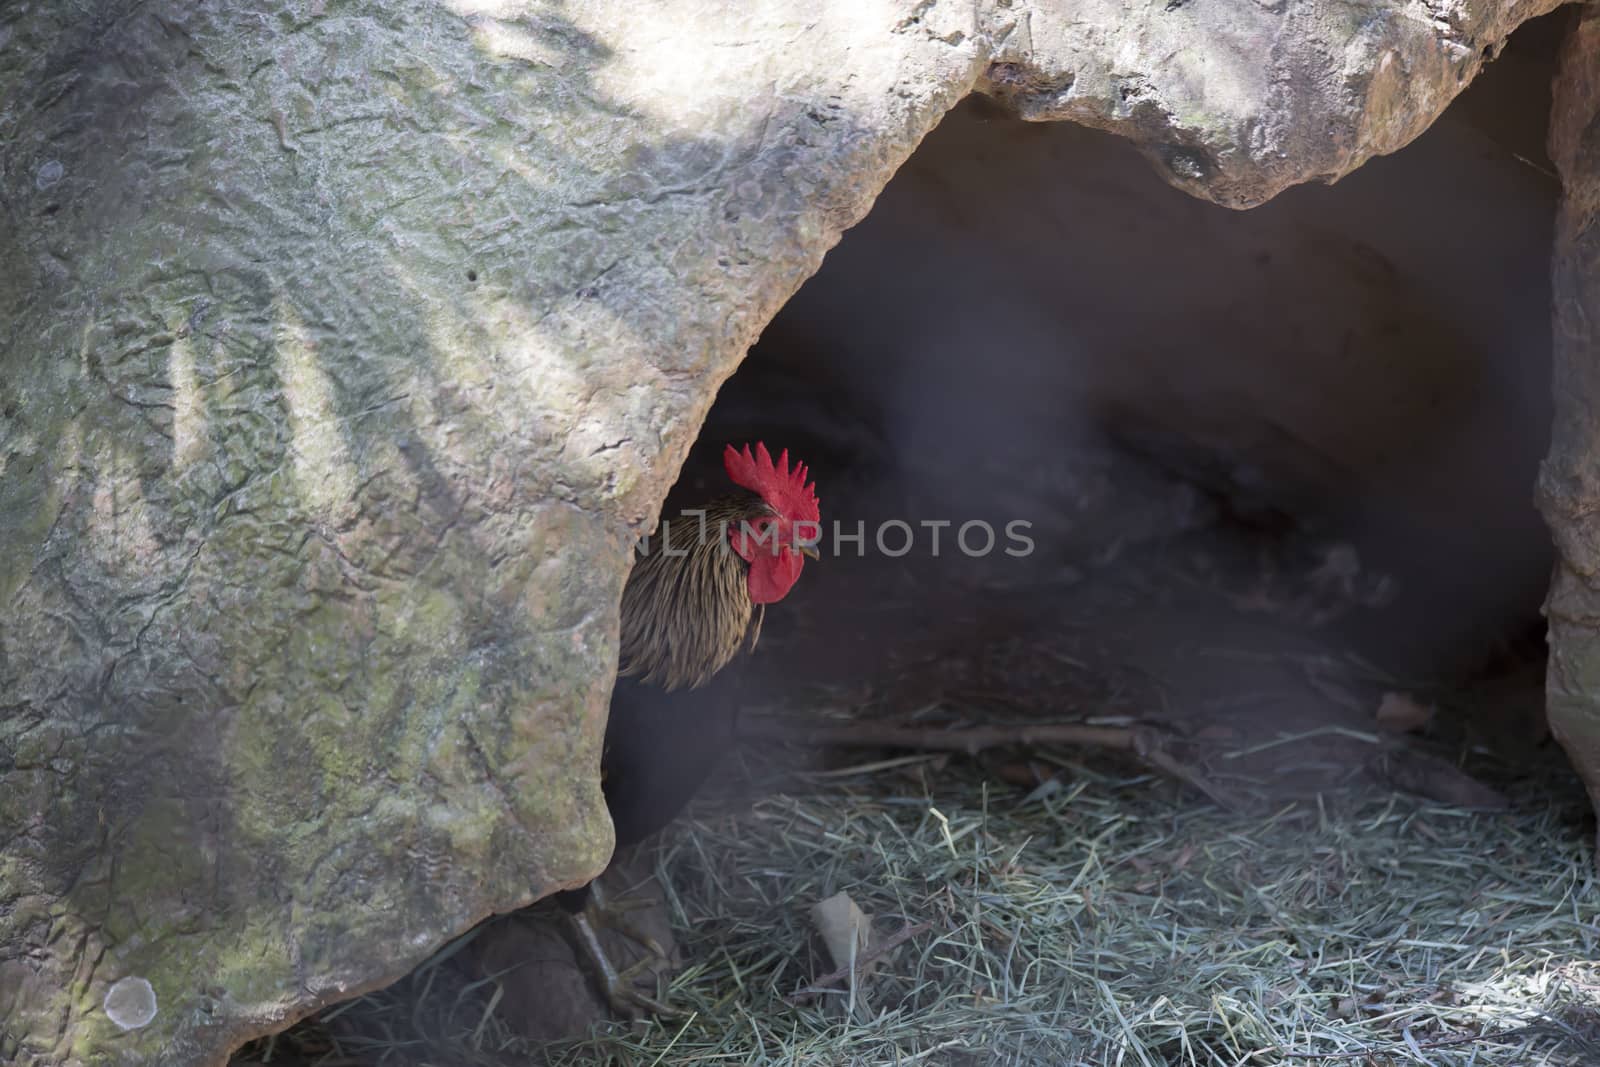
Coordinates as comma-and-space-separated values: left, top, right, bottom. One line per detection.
799, 543, 820, 561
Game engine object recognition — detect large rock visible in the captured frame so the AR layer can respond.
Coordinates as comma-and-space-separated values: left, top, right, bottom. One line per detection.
1539, 4, 1600, 868
0, 1, 1565, 1064
986, 0, 1563, 207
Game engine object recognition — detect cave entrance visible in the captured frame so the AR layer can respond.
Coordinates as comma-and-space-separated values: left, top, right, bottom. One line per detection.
702, 19, 1563, 796
241, 12, 1599, 1066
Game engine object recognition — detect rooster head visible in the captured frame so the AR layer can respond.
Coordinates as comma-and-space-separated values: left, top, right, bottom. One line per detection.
723, 441, 821, 604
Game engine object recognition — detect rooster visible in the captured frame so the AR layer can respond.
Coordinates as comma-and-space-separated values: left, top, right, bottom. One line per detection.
554, 441, 821, 1014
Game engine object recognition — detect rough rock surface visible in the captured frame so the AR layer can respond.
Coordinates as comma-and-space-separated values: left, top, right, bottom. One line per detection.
1539, 3, 1600, 870
0, 0, 1567, 1064
986, 0, 1565, 206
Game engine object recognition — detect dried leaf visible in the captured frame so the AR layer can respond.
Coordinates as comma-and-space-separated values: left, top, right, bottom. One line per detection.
1020, 776, 1064, 805
810, 892, 877, 981
1375, 691, 1434, 734
993, 758, 1057, 789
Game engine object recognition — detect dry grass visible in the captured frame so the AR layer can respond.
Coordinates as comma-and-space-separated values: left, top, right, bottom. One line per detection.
243, 746, 1600, 1067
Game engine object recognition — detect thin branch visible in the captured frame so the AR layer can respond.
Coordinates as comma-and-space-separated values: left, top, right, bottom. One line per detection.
739, 716, 1242, 810
785, 920, 936, 1004
739, 717, 1141, 756
1140, 745, 1241, 811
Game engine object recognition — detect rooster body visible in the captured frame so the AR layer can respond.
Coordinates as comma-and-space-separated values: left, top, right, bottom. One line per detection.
554, 445, 820, 1012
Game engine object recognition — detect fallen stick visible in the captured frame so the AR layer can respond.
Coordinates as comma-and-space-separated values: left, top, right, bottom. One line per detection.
785, 919, 937, 1004
738, 716, 1241, 811
738, 717, 1141, 756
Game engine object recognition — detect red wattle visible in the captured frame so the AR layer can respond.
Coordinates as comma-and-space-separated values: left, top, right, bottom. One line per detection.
747, 550, 803, 604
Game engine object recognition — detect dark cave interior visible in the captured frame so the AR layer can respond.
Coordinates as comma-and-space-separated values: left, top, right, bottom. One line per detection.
683, 10, 1571, 801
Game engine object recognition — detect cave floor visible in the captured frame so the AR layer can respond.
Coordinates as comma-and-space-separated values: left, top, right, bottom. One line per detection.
237, 502, 1599, 1066
240, 742, 1599, 1066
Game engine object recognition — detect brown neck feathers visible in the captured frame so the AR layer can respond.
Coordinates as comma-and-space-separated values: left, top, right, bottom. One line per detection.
616, 494, 767, 691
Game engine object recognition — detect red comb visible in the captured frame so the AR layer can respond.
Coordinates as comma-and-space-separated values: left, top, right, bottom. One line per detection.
723, 442, 820, 524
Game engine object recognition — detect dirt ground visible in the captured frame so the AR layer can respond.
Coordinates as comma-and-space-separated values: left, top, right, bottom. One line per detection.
236, 424, 1598, 1066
